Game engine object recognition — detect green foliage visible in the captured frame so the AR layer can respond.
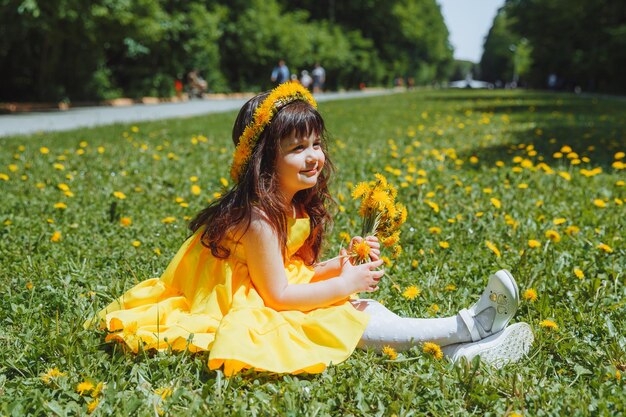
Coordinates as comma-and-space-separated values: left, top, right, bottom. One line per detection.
502, 0, 626, 93
0, 0, 452, 101
1, 91, 625, 414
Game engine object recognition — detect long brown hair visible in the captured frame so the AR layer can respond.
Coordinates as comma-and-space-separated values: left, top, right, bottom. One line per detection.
189, 91, 334, 264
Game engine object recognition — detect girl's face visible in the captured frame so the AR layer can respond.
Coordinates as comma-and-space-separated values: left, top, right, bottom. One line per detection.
276, 130, 325, 200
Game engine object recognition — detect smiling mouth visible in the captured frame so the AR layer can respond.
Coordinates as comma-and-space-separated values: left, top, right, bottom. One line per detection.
301, 168, 318, 175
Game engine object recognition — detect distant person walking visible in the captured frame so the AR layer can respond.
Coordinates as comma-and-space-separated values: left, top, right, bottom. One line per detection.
271, 60, 290, 85
300, 70, 313, 90
312, 63, 326, 93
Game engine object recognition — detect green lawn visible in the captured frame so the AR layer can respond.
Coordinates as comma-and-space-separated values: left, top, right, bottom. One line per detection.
1, 90, 624, 416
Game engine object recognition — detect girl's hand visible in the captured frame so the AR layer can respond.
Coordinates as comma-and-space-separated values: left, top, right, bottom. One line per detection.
339, 248, 384, 293
348, 235, 381, 261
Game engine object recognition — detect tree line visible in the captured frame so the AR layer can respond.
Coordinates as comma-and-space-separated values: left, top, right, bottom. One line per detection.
480, 0, 626, 94
0, 0, 453, 102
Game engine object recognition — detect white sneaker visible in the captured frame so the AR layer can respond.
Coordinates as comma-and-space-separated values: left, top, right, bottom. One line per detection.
442, 322, 534, 369
458, 269, 520, 341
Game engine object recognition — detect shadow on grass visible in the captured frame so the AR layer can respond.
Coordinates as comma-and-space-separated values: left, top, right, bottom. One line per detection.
448, 92, 626, 169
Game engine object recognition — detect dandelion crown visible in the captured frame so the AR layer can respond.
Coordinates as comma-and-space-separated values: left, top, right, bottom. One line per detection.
230, 82, 317, 182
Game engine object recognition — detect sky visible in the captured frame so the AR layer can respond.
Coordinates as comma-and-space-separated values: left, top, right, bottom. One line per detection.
437, 0, 506, 63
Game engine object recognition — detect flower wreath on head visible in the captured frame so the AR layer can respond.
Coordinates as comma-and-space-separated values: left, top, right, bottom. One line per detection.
230, 82, 317, 183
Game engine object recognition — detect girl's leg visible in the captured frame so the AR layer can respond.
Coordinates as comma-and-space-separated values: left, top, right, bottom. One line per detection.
353, 299, 473, 351
354, 270, 523, 352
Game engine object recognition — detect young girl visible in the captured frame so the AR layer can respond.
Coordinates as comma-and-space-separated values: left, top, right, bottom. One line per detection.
86, 83, 533, 374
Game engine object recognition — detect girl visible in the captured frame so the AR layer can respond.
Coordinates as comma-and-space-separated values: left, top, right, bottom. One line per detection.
86, 83, 533, 374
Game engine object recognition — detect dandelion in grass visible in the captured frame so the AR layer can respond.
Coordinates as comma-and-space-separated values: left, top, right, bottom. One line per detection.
574, 268, 584, 279
593, 199, 607, 208
40, 146, 50, 154
350, 173, 406, 264
439, 241, 449, 249
54, 202, 67, 209
539, 319, 558, 331
120, 217, 132, 227
50, 231, 62, 242
428, 226, 441, 234
132, 240, 141, 248
155, 387, 173, 400
523, 288, 537, 302
490, 197, 501, 209
485, 241, 501, 257
41, 367, 66, 384
26, 282, 33, 290
191, 185, 201, 195
402, 285, 421, 300
423, 342, 443, 360
597, 243, 613, 253
382, 345, 398, 360
545, 230, 561, 243
87, 398, 100, 414
565, 225, 580, 236
553, 218, 566, 225
528, 239, 541, 249
76, 381, 95, 396
161, 217, 176, 224
113, 191, 126, 200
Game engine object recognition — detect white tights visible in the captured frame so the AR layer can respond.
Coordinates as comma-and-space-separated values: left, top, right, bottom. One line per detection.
353, 299, 473, 351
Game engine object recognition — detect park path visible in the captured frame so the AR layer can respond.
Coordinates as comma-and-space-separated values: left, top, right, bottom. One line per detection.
0, 89, 396, 138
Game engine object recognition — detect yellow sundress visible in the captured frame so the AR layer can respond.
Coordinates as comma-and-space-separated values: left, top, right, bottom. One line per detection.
85, 217, 369, 375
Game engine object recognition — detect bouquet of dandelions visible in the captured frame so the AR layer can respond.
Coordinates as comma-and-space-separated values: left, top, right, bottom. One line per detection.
350, 173, 407, 264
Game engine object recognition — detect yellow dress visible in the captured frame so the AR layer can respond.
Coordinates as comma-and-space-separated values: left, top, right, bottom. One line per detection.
87, 217, 369, 375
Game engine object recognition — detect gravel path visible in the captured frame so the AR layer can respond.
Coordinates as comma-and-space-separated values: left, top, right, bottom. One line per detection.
0, 89, 397, 138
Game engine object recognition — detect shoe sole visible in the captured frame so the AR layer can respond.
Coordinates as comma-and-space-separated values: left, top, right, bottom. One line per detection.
457, 322, 534, 369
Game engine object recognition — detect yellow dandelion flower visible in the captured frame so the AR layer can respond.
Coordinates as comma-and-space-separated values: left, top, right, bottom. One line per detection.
402, 285, 421, 300
539, 319, 559, 331
131, 240, 141, 248
523, 288, 537, 302
445, 284, 457, 291
381, 256, 392, 267
423, 342, 443, 360
485, 240, 501, 257
382, 345, 398, 360
190, 185, 201, 195
26, 282, 33, 290
50, 231, 62, 242
490, 197, 502, 209
553, 218, 567, 225
615, 152, 625, 160
597, 243, 613, 253
53, 163, 65, 170
439, 241, 449, 249
120, 217, 132, 227
154, 248, 162, 256
424, 199, 440, 213
353, 240, 371, 260
558, 171, 571, 181
545, 230, 561, 243
41, 367, 66, 384
220, 177, 229, 187
370, 189, 390, 209
155, 387, 173, 400
565, 225, 580, 235
54, 202, 67, 209
0, 173, 9, 181
411, 259, 418, 268
381, 231, 400, 248
113, 191, 126, 200
574, 268, 584, 279
40, 146, 50, 154
339, 232, 351, 243
528, 239, 541, 248
428, 226, 441, 234
87, 398, 100, 414
76, 381, 95, 396
593, 199, 606, 208
430, 304, 440, 313
161, 217, 176, 224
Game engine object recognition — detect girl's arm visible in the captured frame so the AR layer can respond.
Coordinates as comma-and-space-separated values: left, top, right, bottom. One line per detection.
242, 213, 384, 312
313, 236, 381, 281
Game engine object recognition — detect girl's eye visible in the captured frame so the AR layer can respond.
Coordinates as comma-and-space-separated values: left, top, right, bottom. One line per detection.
293, 145, 304, 151
313, 142, 322, 148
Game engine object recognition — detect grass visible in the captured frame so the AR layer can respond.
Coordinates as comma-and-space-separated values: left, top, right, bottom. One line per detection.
0, 89, 624, 416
